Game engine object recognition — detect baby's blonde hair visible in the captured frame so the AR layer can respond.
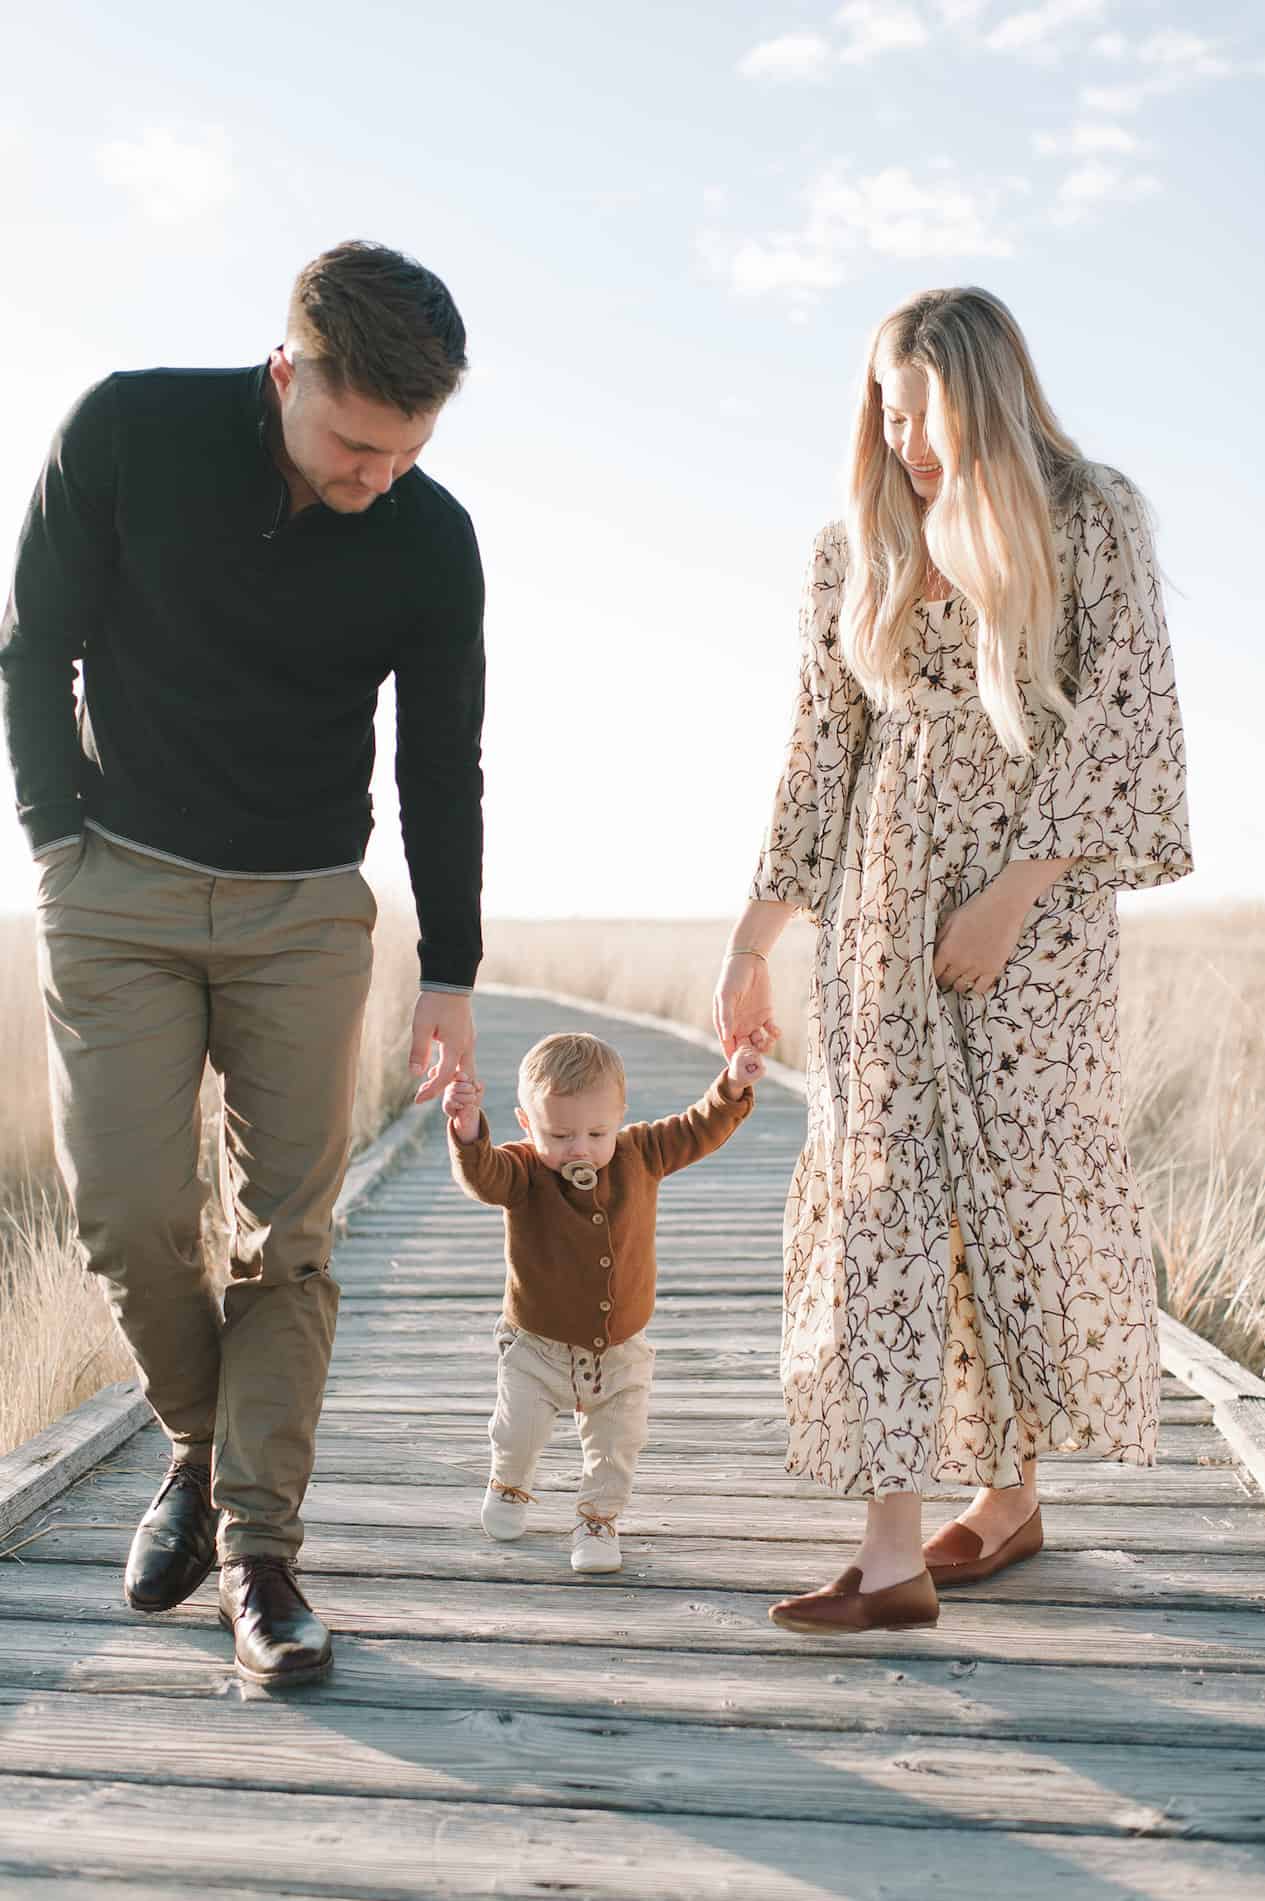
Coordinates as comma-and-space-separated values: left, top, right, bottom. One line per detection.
518, 1033, 626, 1106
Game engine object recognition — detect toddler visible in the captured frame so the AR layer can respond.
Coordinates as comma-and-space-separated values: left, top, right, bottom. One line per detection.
443, 1030, 765, 1573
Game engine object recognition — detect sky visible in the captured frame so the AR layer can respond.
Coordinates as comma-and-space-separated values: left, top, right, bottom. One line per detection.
2, 0, 1262, 920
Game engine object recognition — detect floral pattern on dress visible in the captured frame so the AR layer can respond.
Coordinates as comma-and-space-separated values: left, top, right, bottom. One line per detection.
752, 467, 1193, 1497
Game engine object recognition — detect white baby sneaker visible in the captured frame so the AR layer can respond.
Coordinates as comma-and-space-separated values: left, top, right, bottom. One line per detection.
570, 1513, 622, 1573
481, 1481, 533, 1541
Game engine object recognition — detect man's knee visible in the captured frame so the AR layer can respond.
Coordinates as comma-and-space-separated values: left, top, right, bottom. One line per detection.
73, 1177, 206, 1285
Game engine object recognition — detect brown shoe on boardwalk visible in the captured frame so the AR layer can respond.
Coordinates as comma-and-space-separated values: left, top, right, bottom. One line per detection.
768, 1565, 939, 1635
218, 1557, 332, 1687
923, 1505, 1044, 1589
123, 1460, 217, 1613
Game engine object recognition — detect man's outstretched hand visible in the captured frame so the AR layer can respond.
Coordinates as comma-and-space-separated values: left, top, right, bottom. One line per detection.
410, 991, 477, 1105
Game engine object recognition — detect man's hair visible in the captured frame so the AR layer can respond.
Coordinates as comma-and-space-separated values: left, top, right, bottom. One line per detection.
518, 1034, 627, 1107
287, 240, 468, 415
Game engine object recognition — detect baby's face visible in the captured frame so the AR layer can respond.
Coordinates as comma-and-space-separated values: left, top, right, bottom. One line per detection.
515, 1082, 626, 1174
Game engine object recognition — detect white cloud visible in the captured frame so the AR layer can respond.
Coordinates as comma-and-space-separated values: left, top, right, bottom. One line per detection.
986, 0, 1106, 55
98, 126, 235, 225
810, 162, 1019, 257
1139, 29, 1230, 76
1051, 160, 1161, 225
702, 185, 728, 213
737, 33, 832, 82
1080, 79, 1155, 113
937, 0, 991, 22
1090, 31, 1127, 58
835, 2, 930, 63
1033, 121, 1140, 155
1079, 28, 1239, 116
700, 161, 1022, 304
699, 228, 845, 299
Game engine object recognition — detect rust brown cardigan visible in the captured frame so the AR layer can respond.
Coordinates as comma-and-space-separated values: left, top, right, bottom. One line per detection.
448, 1077, 753, 1349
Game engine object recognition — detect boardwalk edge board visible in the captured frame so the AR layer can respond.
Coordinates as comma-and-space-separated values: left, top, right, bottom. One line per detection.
487, 982, 1265, 1494
1159, 1312, 1265, 1492
0, 1382, 151, 1542
0, 1101, 440, 1543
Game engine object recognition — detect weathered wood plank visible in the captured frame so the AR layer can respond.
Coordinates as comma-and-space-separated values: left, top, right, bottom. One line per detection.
316, 1388, 1218, 1430
0, 1383, 151, 1540
4, 1564, 1262, 1669
2, 1621, 1265, 1753
3, 1686, 1264, 1837
50, 1470, 1265, 1551
2, 1775, 1262, 1901
289, 1438, 1249, 1504
10, 1523, 1263, 1606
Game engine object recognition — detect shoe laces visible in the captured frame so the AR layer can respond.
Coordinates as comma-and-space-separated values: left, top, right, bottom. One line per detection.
164, 1461, 211, 1505
575, 1510, 617, 1540
222, 1554, 295, 1579
489, 1483, 535, 1505
221, 1554, 309, 1610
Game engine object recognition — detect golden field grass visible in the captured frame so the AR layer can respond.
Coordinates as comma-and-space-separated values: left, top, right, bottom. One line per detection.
2, 902, 1263, 1456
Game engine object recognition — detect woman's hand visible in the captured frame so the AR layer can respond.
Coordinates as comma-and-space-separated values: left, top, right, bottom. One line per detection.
714, 952, 781, 1059
934, 858, 1074, 995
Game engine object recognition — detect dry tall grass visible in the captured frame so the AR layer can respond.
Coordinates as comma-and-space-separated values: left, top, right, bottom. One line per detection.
3, 901, 1262, 1457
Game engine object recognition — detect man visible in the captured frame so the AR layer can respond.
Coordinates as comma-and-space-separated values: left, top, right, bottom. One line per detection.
0, 240, 484, 1685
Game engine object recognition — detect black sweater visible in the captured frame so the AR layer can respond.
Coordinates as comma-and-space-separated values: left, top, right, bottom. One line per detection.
0, 364, 485, 988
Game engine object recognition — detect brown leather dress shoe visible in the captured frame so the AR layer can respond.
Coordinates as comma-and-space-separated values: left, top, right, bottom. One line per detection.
769, 1565, 939, 1634
923, 1505, 1044, 1589
218, 1557, 332, 1687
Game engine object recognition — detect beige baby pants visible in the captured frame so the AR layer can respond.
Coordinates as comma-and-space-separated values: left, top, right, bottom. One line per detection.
490, 1318, 655, 1519
36, 829, 375, 1560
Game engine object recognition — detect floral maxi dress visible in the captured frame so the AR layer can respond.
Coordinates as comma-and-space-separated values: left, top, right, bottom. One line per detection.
751, 467, 1193, 1497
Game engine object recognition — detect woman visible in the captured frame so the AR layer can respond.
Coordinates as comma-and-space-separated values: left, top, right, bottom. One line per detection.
715, 286, 1192, 1634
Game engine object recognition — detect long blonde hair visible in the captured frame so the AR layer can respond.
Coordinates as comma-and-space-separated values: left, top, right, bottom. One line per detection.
842, 286, 1085, 755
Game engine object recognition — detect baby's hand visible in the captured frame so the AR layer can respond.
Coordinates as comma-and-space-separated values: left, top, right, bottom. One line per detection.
726, 1041, 766, 1095
443, 1070, 485, 1143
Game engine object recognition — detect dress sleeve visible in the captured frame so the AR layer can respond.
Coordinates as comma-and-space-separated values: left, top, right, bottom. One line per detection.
1010, 469, 1193, 893
749, 523, 869, 922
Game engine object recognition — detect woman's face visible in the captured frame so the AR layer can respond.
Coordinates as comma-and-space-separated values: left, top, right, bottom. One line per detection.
879, 363, 943, 502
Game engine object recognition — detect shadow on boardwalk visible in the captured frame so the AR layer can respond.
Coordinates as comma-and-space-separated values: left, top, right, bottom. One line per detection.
0, 992, 1263, 1898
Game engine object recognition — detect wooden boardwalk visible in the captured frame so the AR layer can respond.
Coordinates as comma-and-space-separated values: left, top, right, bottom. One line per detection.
1, 991, 1264, 1898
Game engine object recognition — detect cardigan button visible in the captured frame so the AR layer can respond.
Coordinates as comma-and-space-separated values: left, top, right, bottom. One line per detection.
599, 1256, 611, 1267
599, 1300, 611, 1312
591, 1213, 604, 1224
594, 1336, 605, 1348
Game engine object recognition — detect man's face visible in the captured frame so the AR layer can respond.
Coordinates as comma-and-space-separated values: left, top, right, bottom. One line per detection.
269, 349, 439, 513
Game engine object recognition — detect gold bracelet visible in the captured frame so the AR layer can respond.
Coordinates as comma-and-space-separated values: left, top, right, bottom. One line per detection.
726, 947, 769, 964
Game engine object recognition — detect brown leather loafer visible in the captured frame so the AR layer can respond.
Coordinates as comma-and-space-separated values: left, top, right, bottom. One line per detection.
924, 1505, 1044, 1589
769, 1565, 939, 1634
124, 1460, 218, 1614
218, 1556, 332, 1687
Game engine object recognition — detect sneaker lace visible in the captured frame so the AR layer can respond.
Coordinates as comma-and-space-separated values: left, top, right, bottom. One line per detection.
490, 1483, 535, 1505
575, 1510, 617, 1539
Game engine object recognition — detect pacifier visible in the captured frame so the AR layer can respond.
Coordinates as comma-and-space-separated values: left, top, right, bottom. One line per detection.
560, 1161, 598, 1190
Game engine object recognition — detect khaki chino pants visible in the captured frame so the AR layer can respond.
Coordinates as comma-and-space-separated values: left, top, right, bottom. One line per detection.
36, 830, 375, 1559
489, 1319, 654, 1519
